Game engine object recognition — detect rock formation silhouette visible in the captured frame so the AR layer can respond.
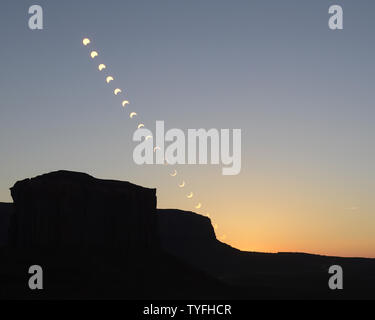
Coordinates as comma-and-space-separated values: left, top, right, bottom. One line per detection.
0, 171, 231, 299
0, 171, 374, 299
0, 203, 12, 247
158, 209, 375, 299
9, 171, 157, 252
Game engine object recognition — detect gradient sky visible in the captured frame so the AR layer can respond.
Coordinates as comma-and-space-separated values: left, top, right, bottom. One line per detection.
1, 0, 374, 257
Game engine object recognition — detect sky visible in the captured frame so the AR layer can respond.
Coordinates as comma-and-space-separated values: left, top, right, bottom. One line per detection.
0, 0, 374, 257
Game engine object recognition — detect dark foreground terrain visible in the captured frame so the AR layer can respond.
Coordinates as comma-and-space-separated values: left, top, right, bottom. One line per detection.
0, 171, 374, 299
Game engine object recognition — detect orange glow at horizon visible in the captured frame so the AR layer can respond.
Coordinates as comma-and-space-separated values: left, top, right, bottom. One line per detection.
156, 166, 375, 259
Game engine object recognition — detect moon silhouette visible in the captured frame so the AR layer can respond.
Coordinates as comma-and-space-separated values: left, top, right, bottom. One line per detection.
129, 112, 137, 119
137, 123, 144, 129
195, 203, 202, 209
122, 100, 129, 107
170, 170, 177, 177
114, 88, 122, 95
98, 64, 106, 71
82, 38, 91, 46
187, 192, 194, 199
90, 51, 98, 58
178, 181, 185, 188
106, 76, 114, 83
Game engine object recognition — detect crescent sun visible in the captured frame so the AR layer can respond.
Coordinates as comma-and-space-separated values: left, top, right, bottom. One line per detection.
106, 76, 114, 83
114, 88, 122, 95
170, 170, 177, 177
90, 51, 98, 58
98, 64, 106, 71
82, 38, 91, 46
178, 181, 185, 188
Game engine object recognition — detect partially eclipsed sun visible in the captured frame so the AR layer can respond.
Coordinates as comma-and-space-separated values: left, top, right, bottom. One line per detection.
98, 64, 106, 71
178, 181, 185, 188
106, 76, 114, 83
170, 170, 177, 177
90, 51, 98, 58
82, 38, 91, 46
